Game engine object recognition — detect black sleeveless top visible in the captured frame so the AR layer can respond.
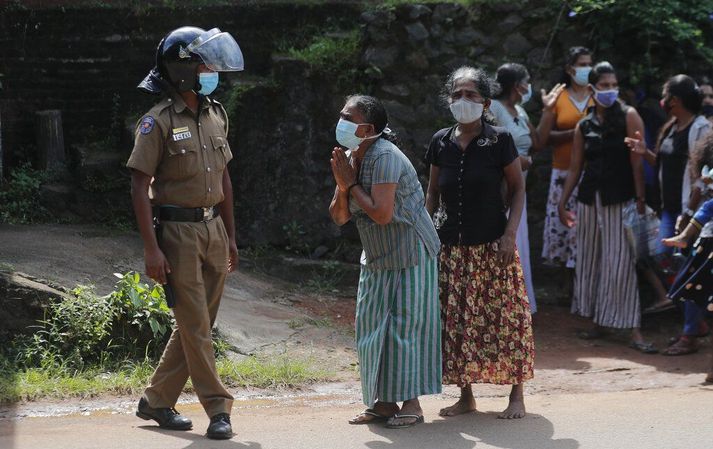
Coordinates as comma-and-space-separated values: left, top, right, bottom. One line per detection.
577, 102, 635, 206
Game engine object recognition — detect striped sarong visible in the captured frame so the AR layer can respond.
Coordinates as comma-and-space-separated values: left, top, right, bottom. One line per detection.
572, 194, 641, 328
355, 242, 442, 407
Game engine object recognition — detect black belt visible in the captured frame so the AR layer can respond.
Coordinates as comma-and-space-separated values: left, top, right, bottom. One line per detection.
154, 206, 219, 223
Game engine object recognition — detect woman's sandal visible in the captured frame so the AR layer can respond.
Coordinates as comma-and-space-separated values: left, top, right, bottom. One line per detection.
661, 338, 698, 356
629, 341, 658, 354
642, 300, 675, 314
348, 409, 391, 425
385, 414, 424, 429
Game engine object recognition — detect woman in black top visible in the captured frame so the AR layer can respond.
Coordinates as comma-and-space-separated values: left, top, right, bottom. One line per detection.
425, 66, 534, 420
558, 62, 653, 352
626, 74, 711, 355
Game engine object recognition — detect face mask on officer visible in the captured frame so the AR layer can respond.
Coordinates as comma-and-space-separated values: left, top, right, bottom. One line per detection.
198, 71, 219, 95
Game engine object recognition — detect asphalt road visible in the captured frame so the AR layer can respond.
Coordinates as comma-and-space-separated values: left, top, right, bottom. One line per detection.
2, 386, 712, 449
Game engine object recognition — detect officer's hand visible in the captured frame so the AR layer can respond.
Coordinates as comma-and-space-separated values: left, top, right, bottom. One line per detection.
228, 239, 239, 273
145, 247, 171, 284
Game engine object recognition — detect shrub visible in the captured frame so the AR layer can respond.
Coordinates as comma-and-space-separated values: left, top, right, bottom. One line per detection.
10, 271, 174, 370
0, 163, 50, 224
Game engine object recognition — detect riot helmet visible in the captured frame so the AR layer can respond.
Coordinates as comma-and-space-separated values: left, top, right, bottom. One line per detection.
138, 26, 244, 95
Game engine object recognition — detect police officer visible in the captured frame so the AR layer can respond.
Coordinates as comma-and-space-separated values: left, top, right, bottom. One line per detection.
127, 26, 243, 440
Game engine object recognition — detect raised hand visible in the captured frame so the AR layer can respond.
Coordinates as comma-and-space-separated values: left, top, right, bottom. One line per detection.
541, 83, 566, 111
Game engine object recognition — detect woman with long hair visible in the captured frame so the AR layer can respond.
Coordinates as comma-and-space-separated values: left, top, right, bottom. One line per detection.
627, 74, 712, 355
558, 62, 654, 353
490, 62, 563, 314
541, 46, 595, 301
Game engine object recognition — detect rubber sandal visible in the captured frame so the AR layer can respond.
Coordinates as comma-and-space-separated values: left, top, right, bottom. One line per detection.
642, 301, 676, 314
348, 409, 390, 425
661, 338, 698, 356
629, 341, 658, 354
385, 414, 424, 429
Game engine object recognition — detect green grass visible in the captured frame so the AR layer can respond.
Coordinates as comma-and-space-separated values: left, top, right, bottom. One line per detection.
216, 355, 334, 389
0, 359, 155, 402
287, 316, 333, 330
0, 354, 334, 403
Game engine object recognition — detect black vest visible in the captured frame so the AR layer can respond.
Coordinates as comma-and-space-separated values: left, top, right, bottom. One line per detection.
577, 103, 635, 206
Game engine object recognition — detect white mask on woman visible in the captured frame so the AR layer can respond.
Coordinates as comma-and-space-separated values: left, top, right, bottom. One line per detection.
449, 99, 484, 124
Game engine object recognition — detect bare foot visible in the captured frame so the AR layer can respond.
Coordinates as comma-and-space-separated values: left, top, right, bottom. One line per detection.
439, 397, 477, 417
662, 236, 688, 248
498, 399, 526, 419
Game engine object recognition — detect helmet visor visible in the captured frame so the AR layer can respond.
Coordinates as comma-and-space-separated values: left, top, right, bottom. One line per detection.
186, 28, 244, 72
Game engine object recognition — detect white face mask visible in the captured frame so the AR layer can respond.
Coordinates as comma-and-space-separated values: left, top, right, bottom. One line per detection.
449, 99, 484, 124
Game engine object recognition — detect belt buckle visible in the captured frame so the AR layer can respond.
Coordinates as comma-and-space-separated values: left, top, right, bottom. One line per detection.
202, 206, 213, 222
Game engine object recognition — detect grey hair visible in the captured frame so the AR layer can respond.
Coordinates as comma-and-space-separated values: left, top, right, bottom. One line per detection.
442, 66, 499, 125
442, 66, 500, 104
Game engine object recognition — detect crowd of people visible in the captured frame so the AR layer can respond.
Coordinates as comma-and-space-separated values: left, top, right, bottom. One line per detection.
329, 46, 713, 428
127, 24, 709, 439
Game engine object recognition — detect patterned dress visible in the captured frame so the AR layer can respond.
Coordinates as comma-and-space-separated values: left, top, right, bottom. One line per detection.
440, 244, 534, 386
426, 123, 535, 387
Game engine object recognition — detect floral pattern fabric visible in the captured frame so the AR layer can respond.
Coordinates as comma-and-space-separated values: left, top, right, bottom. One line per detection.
542, 168, 578, 268
439, 243, 535, 386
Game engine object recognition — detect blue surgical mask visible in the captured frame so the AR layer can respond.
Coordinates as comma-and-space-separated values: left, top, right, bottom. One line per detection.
573, 67, 592, 86
520, 83, 532, 104
197, 72, 219, 95
593, 88, 619, 108
335, 118, 381, 150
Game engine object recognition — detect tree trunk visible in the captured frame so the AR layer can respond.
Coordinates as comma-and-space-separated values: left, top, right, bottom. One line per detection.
36, 110, 65, 170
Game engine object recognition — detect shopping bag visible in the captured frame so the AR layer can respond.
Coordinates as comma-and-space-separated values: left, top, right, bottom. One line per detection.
622, 203, 660, 260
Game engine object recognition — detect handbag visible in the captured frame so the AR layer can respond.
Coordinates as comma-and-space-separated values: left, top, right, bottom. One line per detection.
622, 202, 660, 261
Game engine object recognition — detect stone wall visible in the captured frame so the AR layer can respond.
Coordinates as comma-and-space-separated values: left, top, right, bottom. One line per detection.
1, 1, 711, 260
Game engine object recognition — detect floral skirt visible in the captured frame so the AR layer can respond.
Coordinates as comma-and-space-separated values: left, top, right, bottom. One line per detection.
439, 243, 535, 386
668, 237, 713, 310
542, 168, 578, 268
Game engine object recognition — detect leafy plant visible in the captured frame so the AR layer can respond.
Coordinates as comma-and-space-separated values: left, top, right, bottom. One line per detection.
283, 220, 311, 255
562, 0, 713, 83
10, 271, 174, 370
0, 163, 51, 224
303, 260, 346, 294
285, 30, 362, 89
108, 272, 173, 344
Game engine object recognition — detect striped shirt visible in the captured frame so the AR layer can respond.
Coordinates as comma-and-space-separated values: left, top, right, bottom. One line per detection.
349, 138, 440, 270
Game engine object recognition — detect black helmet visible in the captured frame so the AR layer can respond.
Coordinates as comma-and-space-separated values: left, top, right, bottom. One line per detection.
138, 26, 244, 95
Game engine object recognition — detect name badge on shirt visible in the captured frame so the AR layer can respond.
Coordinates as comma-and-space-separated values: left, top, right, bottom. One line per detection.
172, 126, 192, 141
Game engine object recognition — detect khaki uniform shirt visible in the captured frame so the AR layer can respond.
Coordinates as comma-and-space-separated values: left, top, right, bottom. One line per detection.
126, 92, 233, 208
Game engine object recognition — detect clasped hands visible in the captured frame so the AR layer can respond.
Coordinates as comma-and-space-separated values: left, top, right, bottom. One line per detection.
330, 147, 359, 192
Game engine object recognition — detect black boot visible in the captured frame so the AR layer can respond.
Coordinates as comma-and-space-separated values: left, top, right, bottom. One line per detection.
207, 413, 233, 440
136, 397, 192, 430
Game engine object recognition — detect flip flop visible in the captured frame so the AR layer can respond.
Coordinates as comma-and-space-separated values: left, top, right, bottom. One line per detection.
348, 409, 390, 425
642, 301, 676, 314
385, 414, 424, 429
662, 338, 698, 356
629, 341, 658, 354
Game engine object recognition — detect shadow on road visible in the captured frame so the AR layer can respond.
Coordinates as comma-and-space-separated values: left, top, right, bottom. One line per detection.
139, 426, 262, 449
362, 411, 578, 449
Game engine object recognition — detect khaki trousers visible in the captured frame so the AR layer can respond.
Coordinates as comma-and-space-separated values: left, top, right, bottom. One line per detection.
143, 216, 234, 417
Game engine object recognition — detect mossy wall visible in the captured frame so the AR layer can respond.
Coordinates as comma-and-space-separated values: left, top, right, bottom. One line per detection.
2, 1, 712, 260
